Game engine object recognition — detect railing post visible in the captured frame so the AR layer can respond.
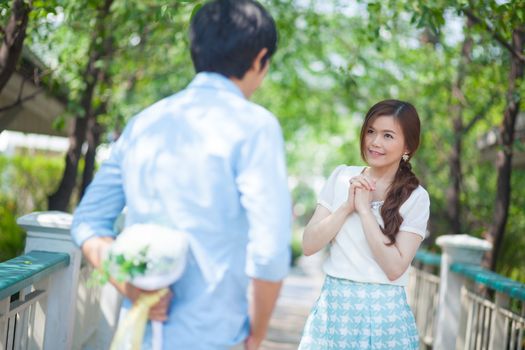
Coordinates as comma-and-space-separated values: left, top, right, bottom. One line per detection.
433, 234, 492, 350
488, 292, 510, 350
17, 211, 122, 350
17, 211, 81, 350
0, 294, 9, 349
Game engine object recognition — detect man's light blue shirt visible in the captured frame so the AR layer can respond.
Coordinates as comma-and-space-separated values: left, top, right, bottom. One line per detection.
71, 72, 292, 349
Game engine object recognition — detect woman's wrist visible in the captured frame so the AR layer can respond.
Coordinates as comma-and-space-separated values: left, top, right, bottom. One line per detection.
356, 205, 373, 217
340, 201, 354, 215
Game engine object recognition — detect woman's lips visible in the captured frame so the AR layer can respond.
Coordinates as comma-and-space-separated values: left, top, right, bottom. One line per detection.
368, 149, 384, 157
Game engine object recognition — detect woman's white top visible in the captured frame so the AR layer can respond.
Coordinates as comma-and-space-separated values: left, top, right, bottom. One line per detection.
318, 165, 430, 286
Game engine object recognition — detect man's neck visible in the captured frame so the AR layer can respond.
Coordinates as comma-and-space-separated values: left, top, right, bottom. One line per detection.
229, 77, 252, 99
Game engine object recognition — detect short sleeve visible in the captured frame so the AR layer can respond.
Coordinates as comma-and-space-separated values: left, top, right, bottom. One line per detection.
317, 165, 346, 212
399, 186, 430, 238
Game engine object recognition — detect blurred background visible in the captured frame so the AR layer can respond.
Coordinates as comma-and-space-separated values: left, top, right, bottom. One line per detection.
0, 0, 524, 283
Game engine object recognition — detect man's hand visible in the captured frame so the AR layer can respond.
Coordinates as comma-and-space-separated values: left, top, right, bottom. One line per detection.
123, 283, 173, 321
82, 236, 173, 321
244, 333, 263, 350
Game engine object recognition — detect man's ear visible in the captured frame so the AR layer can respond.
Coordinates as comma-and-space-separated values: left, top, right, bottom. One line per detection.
251, 48, 269, 72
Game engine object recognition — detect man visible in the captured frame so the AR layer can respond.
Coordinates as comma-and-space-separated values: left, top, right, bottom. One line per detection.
70, 0, 292, 349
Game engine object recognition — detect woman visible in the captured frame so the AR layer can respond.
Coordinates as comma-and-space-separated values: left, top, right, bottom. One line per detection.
299, 99, 429, 350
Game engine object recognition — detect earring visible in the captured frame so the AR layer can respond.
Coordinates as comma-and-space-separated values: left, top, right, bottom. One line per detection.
402, 153, 409, 162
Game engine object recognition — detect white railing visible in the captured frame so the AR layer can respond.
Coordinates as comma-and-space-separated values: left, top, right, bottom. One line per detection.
0, 211, 122, 350
453, 263, 525, 350
410, 235, 525, 350
0, 251, 69, 350
462, 291, 495, 349
408, 260, 441, 349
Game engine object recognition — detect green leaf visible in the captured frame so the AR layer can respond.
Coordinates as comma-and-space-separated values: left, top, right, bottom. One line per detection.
52, 115, 66, 132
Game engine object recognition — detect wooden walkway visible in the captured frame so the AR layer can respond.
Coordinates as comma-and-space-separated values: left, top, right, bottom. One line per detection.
261, 252, 324, 349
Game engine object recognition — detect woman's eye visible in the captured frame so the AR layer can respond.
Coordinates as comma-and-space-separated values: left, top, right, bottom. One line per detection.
367, 129, 374, 134
385, 134, 393, 139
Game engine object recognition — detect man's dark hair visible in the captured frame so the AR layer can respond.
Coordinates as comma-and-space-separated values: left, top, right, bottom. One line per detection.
190, 0, 277, 79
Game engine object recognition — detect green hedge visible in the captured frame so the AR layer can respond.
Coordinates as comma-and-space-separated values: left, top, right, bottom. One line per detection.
0, 154, 64, 261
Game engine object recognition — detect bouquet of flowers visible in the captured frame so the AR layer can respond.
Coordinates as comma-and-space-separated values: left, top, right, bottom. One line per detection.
98, 224, 189, 350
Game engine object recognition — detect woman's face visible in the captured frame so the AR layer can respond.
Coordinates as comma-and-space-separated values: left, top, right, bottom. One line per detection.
363, 115, 408, 170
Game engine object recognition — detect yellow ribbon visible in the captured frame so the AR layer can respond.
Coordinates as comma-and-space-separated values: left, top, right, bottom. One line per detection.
110, 288, 169, 350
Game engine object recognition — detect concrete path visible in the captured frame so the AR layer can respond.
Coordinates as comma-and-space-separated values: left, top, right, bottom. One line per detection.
260, 252, 325, 350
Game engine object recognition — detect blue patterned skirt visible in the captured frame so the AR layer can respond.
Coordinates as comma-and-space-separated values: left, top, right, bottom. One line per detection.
299, 275, 419, 350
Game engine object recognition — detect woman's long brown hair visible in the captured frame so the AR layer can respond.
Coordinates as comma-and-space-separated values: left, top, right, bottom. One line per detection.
359, 99, 421, 245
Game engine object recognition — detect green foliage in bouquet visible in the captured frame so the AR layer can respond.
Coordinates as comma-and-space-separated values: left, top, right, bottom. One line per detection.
90, 246, 150, 286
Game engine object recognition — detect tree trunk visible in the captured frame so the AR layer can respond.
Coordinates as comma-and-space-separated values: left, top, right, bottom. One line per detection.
446, 19, 473, 235
79, 31, 114, 201
486, 28, 525, 271
47, 0, 114, 211
80, 116, 103, 199
0, 0, 31, 95
447, 119, 463, 234
48, 115, 89, 211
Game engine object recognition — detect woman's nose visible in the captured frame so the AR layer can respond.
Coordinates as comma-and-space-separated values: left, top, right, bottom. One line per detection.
371, 134, 381, 146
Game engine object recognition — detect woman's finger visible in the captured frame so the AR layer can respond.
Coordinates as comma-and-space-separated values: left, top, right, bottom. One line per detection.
349, 179, 365, 190
360, 175, 376, 190
350, 176, 374, 191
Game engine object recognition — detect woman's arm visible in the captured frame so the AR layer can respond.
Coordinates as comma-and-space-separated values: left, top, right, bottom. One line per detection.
302, 203, 352, 256
354, 188, 422, 281
303, 173, 375, 256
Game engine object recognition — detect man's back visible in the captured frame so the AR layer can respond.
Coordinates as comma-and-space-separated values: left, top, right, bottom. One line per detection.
120, 72, 285, 234
73, 72, 291, 348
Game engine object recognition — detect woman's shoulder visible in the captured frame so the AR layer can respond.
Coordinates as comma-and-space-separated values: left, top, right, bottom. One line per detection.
398, 185, 430, 219
406, 185, 430, 206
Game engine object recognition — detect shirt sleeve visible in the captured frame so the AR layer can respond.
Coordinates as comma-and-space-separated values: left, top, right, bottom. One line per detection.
236, 117, 292, 282
317, 165, 346, 212
70, 129, 128, 248
399, 187, 430, 239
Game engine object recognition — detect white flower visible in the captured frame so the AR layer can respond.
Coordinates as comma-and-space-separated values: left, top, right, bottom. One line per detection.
107, 224, 190, 290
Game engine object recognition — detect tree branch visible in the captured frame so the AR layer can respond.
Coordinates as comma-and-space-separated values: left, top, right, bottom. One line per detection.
0, 65, 51, 115
0, 87, 44, 113
463, 92, 498, 134
464, 8, 525, 62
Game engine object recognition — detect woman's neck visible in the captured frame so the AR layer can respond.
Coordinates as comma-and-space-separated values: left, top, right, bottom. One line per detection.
365, 165, 399, 191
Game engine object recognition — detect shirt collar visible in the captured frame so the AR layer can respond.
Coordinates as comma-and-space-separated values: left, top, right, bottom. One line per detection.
187, 72, 245, 99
